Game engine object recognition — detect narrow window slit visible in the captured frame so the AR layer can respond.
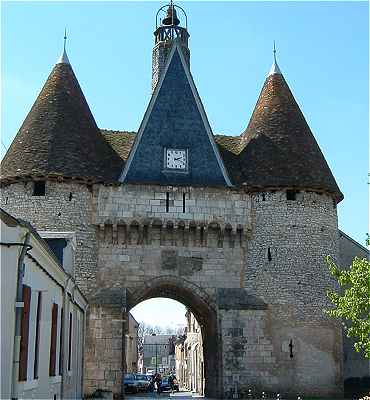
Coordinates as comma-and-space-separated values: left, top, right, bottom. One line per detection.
183, 193, 186, 213
262, 193, 266, 201
166, 192, 169, 212
289, 339, 294, 358
69, 192, 73, 201
267, 247, 272, 262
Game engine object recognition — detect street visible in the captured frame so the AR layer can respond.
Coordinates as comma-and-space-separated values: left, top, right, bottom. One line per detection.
126, 391, 210, 399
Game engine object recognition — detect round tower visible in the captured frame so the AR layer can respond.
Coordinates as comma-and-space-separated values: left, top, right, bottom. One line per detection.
152, 1, 190, 92
239, 52, 344, 396
0, 43, 123, 296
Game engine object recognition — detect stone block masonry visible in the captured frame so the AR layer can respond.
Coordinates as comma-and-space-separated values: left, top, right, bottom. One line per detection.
0, 181, 98, 296
0, 180, 343, 398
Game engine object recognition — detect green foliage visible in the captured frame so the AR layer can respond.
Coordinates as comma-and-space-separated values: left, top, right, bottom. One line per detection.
326, 256, 370, 358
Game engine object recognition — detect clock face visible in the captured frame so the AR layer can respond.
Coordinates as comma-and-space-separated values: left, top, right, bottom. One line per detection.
166, 149, 187, 170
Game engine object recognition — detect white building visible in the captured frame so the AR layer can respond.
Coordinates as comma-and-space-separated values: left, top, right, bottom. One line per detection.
125, 313, 139, 373
140, 334, 176, 374
1, 208, 88, 400
174, 311, 204, 394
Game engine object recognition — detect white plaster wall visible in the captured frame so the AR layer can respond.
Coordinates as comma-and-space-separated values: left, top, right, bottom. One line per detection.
0, 221, 23, 399
1, 216, 87, 400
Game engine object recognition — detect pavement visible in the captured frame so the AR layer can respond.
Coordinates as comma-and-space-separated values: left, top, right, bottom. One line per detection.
126, 391, 209, 399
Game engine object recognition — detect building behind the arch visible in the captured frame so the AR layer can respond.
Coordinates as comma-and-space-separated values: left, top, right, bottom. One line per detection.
2, 2, 364, 398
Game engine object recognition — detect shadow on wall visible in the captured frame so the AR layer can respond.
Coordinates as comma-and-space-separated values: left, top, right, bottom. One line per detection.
344, 376, 370, 398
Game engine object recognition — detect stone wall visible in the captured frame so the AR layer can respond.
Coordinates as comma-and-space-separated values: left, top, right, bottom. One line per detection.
0, 181, 97, 295
239, 190, 342, 396
93, 184, 250, 293
85, 305, 123, 395
1, 181, 344, 397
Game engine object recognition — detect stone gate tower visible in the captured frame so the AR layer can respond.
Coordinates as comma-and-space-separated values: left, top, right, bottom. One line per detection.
1, 2, 344, 398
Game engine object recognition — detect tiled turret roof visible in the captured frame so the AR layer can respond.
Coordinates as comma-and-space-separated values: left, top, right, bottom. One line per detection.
1, 56, 123, 183
238, 63, 343, 202
1, 47, 343, 202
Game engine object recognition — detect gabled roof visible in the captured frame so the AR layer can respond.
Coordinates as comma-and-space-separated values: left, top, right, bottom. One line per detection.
120, 42, 232, 187
238, 61, 343, 202
0, 53, 123, 183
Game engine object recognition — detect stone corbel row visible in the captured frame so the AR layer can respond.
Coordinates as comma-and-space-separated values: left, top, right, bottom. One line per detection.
96, 218, 251, 248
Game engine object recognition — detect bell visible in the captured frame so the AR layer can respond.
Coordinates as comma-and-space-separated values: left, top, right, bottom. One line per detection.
162, 5, 180, 26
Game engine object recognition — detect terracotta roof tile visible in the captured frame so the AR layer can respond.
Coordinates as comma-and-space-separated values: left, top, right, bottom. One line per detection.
239, 72, 343, 201
1, 62, 124, 183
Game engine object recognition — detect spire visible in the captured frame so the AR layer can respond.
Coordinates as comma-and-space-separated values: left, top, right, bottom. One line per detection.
268, 41, 281, 76
57, 28, 70, 65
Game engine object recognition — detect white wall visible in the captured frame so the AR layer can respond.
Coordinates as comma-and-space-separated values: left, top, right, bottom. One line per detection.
0, 220, 23, 399
1, 214, 87, 400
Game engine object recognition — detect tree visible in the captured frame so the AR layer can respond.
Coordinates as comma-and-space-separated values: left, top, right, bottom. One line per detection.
326, 256, 370, 358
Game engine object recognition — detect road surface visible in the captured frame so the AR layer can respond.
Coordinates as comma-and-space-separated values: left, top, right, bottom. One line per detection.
126, 391, 211, 399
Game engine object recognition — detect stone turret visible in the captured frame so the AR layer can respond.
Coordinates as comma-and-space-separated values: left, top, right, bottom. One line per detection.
152, 2, 190, 92
0, 45, 114, 295
0, 48, 123, 185
239, 53, 343, 203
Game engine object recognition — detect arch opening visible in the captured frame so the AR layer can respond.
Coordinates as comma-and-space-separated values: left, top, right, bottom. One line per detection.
126, 276, 221, 398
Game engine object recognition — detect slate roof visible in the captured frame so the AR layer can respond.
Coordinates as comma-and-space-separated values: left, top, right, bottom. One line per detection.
121, 45, 231, 187
0, 59, 123, 183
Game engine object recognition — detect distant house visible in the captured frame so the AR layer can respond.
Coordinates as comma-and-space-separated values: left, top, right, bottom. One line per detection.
140, 334, 176, 374
125, 313, 139, 373
1, 208, 88, 400
176, 311, 204, 395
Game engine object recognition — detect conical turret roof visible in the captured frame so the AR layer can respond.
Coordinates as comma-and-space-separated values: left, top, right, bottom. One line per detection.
1, 53, 123, 183
239, 61, 343, 202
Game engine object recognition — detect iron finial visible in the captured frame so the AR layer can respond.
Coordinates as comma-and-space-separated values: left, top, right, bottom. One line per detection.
64, 28, 67, 51
268, 40, 281, 76
57, 27, 70, 65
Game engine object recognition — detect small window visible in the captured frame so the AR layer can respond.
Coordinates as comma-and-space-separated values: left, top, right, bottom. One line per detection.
46, 238, 67, 265
286, 190, 296, 201
166, 192, 169, 212
33, 181, 46, 196
267, 247, 272, 262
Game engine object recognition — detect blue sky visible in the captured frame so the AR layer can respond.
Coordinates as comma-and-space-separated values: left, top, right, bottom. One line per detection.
1, 1, 368, 324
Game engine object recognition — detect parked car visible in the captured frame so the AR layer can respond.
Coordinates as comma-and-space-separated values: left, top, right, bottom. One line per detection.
135, 374, 150, 392
123, 374, 139, 393
160, 376, 179, 392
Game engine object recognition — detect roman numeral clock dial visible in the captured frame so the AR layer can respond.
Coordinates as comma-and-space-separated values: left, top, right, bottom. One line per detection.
165, 149, 187, 170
